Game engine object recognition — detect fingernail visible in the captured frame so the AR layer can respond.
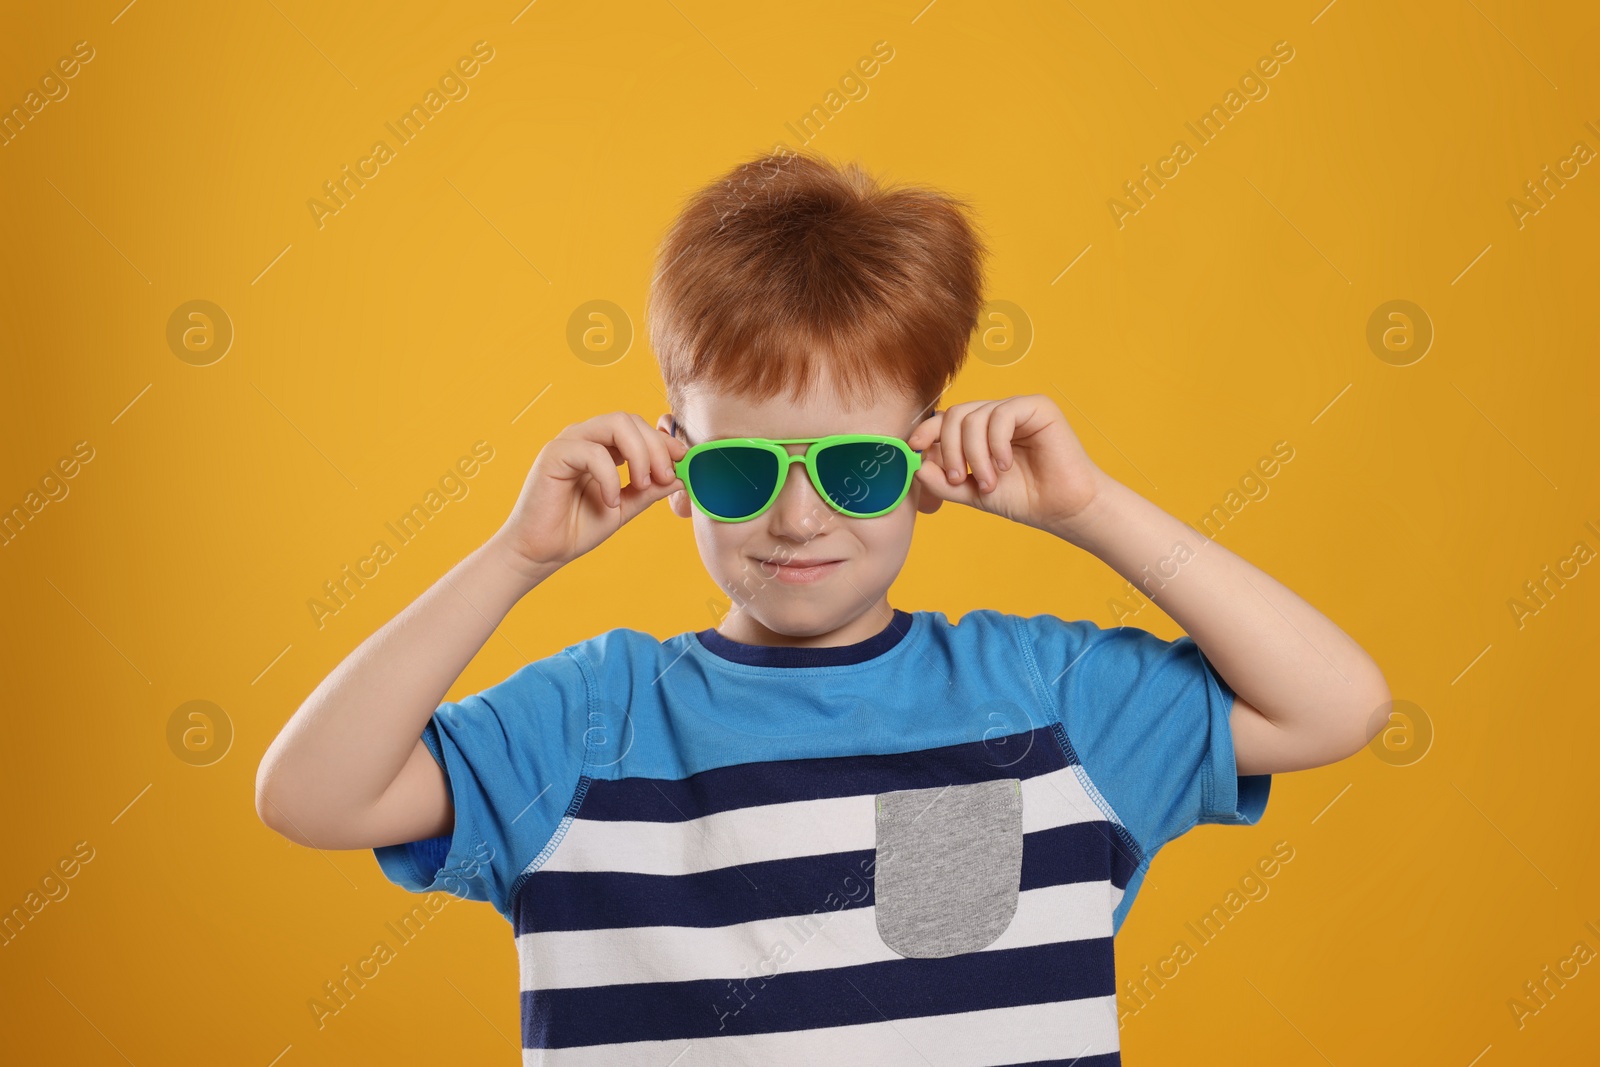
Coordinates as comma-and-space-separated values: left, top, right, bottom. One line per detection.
947, 467, 961, 482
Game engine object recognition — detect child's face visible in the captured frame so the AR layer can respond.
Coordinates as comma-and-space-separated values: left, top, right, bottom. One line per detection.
657, 374, 940, 643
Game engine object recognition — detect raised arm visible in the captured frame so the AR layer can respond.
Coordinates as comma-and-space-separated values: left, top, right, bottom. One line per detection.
1049, 471, 1391, 775
254, 413, 687, 850
254, 539, 550, 849
906, 395, 1391, 778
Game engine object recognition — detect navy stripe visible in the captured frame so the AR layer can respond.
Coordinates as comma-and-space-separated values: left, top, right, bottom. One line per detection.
522, 938, 1117, 1048
520, 847, 875, 935
514, 821, 1127, 936
1051, 719, 1147, 877
998, 1057, 1120, 1067
578, 726, 1070, 823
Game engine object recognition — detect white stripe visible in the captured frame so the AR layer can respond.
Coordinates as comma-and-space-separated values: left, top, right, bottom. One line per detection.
538, 765, 1106, 876
519, 995, 1120, 1067
517, 880, 1115, 990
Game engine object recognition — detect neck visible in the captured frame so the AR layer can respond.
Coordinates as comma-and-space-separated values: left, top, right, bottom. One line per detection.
715, 598, 897, 647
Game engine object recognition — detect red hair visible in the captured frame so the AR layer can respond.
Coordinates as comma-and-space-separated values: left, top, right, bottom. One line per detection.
648, 150, 988, 422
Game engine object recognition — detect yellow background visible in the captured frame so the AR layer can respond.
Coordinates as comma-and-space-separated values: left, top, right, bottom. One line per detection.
3, 0, 1597, 1061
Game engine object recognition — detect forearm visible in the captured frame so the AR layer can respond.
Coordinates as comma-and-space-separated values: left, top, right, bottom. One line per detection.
1050, 473, 1388, 736
256, 535, 555, 832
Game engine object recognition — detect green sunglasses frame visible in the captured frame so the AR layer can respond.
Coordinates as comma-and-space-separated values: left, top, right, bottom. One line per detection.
671, 434, 924, 523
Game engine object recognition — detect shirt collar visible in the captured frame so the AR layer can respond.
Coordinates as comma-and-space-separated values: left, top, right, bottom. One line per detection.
694, 609, 914, 667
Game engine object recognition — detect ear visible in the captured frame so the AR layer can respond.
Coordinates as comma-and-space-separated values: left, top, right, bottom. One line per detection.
656, 412, 692, 518
666, 485, 691, 518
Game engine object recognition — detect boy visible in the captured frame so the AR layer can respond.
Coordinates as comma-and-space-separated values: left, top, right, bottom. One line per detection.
257, 152, 1389, 1064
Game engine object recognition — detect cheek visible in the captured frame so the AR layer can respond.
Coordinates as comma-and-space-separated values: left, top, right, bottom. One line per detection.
852, 510, 915, 557
693, 516, 753, 565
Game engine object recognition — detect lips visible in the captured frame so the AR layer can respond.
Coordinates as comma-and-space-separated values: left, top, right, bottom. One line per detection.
757, 557, 845, 584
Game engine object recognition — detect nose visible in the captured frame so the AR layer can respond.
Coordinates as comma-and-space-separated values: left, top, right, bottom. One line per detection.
765, 450, 831, 541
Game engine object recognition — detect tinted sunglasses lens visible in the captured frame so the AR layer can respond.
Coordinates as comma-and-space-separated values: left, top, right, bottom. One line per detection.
815, 441, 909, 515
687, 446, 778, 520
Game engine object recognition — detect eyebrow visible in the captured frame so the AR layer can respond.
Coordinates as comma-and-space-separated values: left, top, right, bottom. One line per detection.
684, 432, 913, 447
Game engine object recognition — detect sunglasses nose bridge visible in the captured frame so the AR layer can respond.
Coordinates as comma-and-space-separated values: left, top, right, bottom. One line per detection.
766, 449, 828, 522
777, 449, 814, 491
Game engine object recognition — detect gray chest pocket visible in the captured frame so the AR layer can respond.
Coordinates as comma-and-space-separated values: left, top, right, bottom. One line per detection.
873, 778, 1023, 959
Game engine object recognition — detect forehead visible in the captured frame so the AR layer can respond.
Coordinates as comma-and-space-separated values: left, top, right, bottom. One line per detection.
680, 381, 924, 441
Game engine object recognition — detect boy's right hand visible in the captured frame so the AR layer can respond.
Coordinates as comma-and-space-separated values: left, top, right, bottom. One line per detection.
491, 412, 688, 575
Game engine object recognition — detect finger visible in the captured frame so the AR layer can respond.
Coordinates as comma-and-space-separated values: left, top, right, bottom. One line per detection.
906, 409, 944, 453
918, 434, 946, 482
567, 416, 629, 470
626, 412, 666, 483
630, 413, 682, 488
607, 413, 655, 490
963, 401, 1003, 492
940, 402, 979, 484
561, 439, 623, 508
663, 420, 689, 459
987, 400, 1018, 476
914, 445, 980, 507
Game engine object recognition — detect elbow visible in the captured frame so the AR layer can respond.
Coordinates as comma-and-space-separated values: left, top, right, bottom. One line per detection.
254, 781, 291, 841
255, 752, 363, 850
255, 754, 307, 845
255, 784, 286, 838
1352, 668, 1395, 758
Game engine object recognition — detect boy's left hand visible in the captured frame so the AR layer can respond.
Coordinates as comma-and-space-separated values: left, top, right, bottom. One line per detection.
907, 395, 1106, 536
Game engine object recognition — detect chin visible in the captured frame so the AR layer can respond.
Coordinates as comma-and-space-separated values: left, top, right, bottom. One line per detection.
741, 599, 846, 639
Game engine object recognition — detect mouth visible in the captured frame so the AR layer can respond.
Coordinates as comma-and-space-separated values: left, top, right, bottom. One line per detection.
757, 557, 845, 584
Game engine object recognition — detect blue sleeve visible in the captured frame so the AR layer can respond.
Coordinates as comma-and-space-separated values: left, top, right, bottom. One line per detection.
1021, 613, 1269, 857
371, 641, 599, 921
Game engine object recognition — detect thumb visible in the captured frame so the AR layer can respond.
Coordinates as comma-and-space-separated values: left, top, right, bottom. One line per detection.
616, 472, 685, 524
914, 461, 981, 509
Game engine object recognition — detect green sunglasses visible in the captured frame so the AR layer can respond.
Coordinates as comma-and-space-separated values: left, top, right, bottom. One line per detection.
669, 420, 924, 523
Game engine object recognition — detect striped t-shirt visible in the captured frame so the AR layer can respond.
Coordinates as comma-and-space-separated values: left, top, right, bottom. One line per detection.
374, 607, 1270, 1065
